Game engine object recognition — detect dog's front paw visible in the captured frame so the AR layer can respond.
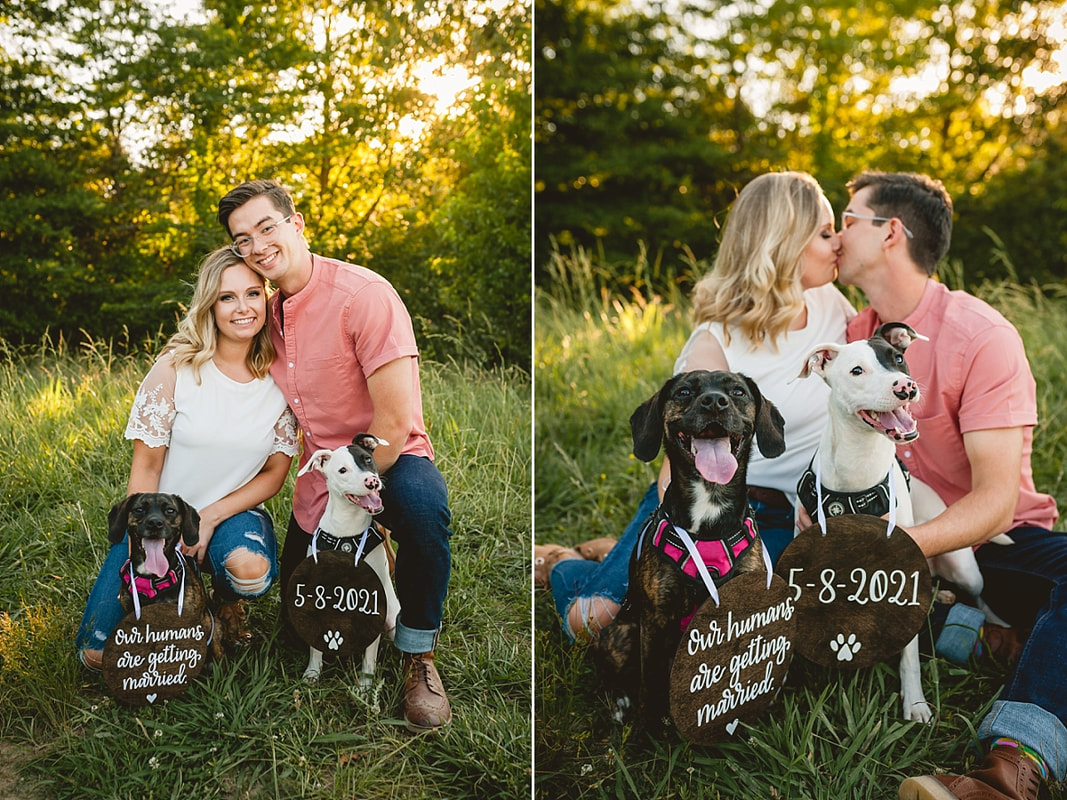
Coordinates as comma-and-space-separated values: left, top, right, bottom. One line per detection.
902, 695, 934, 723
302, 667, 321, 683
611, 695, 632, 723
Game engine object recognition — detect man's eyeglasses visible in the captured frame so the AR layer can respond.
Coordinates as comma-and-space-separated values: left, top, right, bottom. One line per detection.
841, 211, 914, 239
229, 214, 294, 257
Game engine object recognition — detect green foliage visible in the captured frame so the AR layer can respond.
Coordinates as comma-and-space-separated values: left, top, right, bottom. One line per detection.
535, 0, 1067, 287
0, 0, 531, 369
0, 339, 531, 799
535, 250, 1067, 798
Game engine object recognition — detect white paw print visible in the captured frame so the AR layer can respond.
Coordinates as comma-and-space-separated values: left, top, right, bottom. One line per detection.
830, 633, 862, 662
323, 630, 344, 651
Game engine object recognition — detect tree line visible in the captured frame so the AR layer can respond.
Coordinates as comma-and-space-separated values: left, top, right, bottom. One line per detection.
1, 0, 531, 368
535, 0, 1067, 292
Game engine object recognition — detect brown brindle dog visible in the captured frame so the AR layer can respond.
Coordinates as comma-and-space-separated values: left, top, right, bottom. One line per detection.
108, 492, 223, 663
596, 370, 786, 732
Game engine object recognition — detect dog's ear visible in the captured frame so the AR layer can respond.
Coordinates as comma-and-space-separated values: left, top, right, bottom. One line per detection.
629, 378, 673, 462
297, 449, 334, 477
353, 433, 389, 451
173, 495, 201, 547
740, 375, 787, 459
796, 344, 840, 380
107, 494, 137, 543
874, 322, 928, 353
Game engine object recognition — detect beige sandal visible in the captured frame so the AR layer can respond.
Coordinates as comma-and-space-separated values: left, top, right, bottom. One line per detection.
574, 536, 617, 562
533, 544, 582, 588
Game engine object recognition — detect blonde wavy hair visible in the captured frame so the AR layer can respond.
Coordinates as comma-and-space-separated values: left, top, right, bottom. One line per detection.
165, 246, 275, 383
691, 171, 830, 349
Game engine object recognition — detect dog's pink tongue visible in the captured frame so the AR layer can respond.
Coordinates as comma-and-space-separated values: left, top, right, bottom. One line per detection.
880, 407, 917, 436
355, 491, 383, 513
143, 539, 169, 577
693, 437, 738, 484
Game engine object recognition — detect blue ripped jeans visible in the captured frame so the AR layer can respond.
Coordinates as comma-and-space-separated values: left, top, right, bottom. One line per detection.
75, 508, 278, 661
549, 482, 797, 642
972, 525, 1067, 780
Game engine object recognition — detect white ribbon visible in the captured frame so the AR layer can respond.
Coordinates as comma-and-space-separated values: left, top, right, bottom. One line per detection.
673, 521, 776, 608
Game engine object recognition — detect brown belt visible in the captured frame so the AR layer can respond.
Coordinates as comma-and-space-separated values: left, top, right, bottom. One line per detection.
747, 485, 791, 511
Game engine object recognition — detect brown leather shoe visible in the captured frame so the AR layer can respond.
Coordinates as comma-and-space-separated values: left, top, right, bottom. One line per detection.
899, 746, 1050, 800
213, 596, 252, 651
402, 651, 452, 733
980, 622, 1028, 668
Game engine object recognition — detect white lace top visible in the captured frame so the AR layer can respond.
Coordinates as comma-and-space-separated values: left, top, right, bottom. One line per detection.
673, 283, 855, 506
125, 352, 300, 510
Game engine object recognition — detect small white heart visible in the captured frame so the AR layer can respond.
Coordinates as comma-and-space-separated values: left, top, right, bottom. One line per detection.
146, 693, 158, 704
726, 718, 739, 735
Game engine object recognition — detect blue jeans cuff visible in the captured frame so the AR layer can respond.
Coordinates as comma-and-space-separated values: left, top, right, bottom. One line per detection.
979, 700, 1067, 780
394, 620, 439, 654
935, 603, 985, 664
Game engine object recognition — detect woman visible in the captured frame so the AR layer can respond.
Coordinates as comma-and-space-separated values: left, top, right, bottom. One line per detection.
536, 171, 854, 643
76, 247, 299, 669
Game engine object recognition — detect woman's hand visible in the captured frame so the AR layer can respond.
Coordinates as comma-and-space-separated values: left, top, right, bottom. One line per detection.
184, 505, 221, 565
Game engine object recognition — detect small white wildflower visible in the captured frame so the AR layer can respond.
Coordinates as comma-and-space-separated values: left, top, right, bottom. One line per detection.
148, 756, 159, 770
215, 712, 224, 719
154, 729, 162, 738
580, 764, 593, 777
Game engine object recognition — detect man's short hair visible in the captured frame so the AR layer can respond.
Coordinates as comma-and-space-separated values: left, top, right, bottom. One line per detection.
847, 171, 953, 276
217, 179, 296, 235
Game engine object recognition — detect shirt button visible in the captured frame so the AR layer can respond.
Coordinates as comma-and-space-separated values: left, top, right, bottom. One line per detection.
288, 362, 294, 368
903, 450, 911, 458
293, 398, 300, 405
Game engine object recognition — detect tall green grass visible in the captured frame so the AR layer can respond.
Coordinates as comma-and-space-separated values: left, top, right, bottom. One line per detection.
535, 247, 1067, 799
0, 338, 531, 800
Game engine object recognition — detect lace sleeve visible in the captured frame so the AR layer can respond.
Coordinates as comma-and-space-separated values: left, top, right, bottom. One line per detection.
124, 354, 177, 448
272, 406, 301, 456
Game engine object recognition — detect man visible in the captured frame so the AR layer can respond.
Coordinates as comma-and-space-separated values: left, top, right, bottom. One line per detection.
217, 179, 453, 732
837, 171, 1066, 800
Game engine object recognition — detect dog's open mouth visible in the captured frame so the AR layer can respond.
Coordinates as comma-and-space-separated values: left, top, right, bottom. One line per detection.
678, 431, 742, 484
858, 405, 919, 442
345, 491, 384, 515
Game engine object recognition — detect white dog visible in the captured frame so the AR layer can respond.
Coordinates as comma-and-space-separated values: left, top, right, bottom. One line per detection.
798, 322, 1009, 722
295, 434, 400, 685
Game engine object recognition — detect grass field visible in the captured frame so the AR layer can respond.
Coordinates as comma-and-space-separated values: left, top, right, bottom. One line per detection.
534, 247, 1067, 799
0, 338, 532, 800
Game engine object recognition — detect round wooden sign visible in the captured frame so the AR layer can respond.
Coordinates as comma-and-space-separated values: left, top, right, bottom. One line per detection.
669, 571, 796, 744
286, 551, 387, 657
775, 515, 933, 668
102, 603, 209, 705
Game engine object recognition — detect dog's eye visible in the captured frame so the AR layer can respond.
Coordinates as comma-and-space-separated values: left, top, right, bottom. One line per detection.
894, 354, 905, 365
676, 387, 692, 398
850, 366, 864, 376
338, 467, 348, 474
730, 387, 745, 397
163, 506, 177, 516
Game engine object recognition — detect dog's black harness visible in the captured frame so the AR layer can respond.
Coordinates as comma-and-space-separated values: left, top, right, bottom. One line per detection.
311, 524, 385, 562
797, 455, 910, 519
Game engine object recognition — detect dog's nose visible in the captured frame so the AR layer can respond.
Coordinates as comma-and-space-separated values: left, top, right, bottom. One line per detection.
893, 378, 918, 400
700, 392, 731, 410
365, 476, 381, 491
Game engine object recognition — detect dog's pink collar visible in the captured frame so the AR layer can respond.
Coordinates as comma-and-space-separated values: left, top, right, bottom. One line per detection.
646, 512, 757, 585
120, 557, 186, 620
